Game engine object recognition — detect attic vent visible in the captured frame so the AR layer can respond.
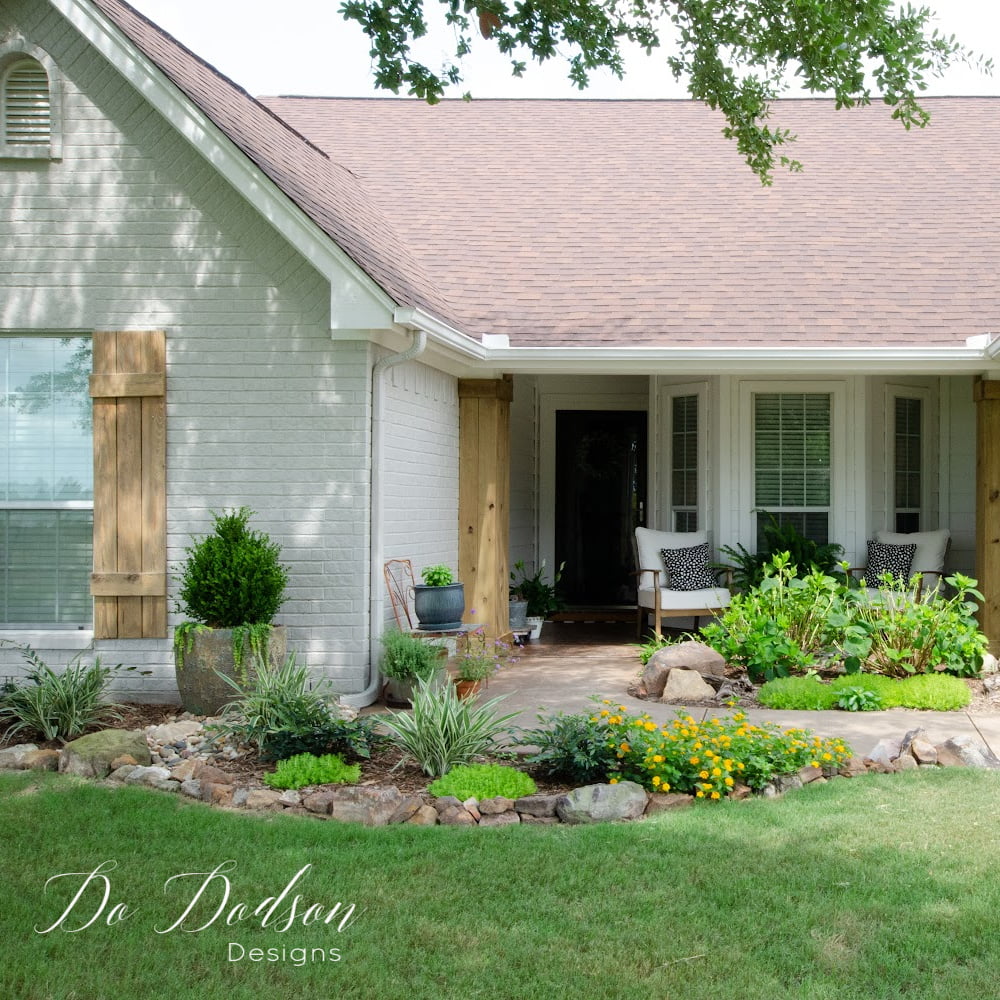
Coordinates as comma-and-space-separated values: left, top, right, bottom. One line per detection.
3, 58, 50, 146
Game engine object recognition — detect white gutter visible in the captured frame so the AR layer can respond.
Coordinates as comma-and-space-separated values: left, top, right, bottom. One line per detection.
393, 306, 489, 361
343, 330, 428, 708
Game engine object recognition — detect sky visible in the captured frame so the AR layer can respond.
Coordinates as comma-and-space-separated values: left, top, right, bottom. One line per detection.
126, 0, 999, 100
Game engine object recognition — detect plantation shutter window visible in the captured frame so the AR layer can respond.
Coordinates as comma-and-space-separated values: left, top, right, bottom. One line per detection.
2, 58, 50, 148
753, 393, 831, 547
89, 330, 167, 639
0, 337, 93, 626
670, 394, 699, 532
894, 396, 922, 533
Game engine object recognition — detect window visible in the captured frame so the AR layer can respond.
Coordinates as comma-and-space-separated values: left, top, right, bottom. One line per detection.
754, 392, 831, 546
1, 337, 93, 626
893, 396, 922, 533
670, 394, 698, 531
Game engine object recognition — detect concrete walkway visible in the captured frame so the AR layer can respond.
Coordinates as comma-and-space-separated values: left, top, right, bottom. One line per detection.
484, 621, 1000, 757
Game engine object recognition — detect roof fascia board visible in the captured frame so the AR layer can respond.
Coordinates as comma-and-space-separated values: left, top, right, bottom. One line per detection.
55, 0, 397, 328
482, 346, 998, 376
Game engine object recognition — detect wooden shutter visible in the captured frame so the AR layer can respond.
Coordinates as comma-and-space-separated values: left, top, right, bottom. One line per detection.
89, 331, 166, 638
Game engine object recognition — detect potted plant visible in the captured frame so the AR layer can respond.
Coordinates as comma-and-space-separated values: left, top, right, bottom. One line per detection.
379, 628, 447, 706
510, 559, 565, 639
413, 564, 465, 630
452, 627, 516, 699
173, 507, 289, 715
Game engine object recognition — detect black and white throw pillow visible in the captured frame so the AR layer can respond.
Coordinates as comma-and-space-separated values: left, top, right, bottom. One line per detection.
660, 543, 719, 591
866, 540, 916, 583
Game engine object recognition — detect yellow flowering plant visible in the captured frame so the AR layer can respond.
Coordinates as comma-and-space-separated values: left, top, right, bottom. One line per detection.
584, 701, 852, 799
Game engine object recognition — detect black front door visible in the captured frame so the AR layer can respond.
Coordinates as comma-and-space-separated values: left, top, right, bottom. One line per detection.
555, 410, 647, 607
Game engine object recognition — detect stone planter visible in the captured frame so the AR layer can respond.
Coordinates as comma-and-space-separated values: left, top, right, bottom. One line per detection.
174, 625, 286, 716
413, 582, 465, 630
509, 598, 529, 631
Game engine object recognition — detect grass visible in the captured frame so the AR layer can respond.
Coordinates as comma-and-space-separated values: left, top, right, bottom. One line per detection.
4, 769, 1000, 999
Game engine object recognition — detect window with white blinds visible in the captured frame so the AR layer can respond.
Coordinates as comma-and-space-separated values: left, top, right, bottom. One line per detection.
2, 58, 50, 147
754, 392, 831, 546
1, 337, 93, 626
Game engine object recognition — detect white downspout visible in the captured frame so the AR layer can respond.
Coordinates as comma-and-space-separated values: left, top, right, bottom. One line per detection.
343, 329, 427, 708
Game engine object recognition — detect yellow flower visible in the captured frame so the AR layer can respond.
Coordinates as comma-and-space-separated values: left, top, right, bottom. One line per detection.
619, 742, 631, 753
689, 756, 700, 766
822, 752, 832, 761
609, 777, 619, 784
696, 790, 704, 798
732, 712, 745, 721
711, 767, 722, 777
710, 791, 721, 800
652, 775, 661, 786
662, 782, 671, 792
810, 760, 821, 768
724, 776, 734, 787
653, 755, 664, 764
699, 770, 709, 780
701, 782, 713, 791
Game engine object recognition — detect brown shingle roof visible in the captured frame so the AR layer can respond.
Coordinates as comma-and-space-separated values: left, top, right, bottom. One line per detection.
87, 0, 458, 325
261, 96, 1000, 349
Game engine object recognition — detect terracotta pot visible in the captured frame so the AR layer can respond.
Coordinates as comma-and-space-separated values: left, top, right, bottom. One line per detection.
453, 678, 483, 700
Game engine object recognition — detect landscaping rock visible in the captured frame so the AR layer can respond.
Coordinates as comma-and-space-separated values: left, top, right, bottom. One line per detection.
519, 814, 559, 825
20, 749, 60, 772
202, 782, 235, 807
191, 762, 234, 785
514, 794, 561, 817
479, 796, 516, 815
942, 736, 1000, 770
277, 789, 302, 808
244, 789, 283, 811
60, 730, 151, 779
643, 793, 694, 815
910, 738, 938, 766
556, 782, 648, 824
661, 668, 715, 703
147, 720, 205, 745
123, 766, 172, 787
326, 786, 406, 826
0, 743, 39, 769
864, 738, 901, 770
407, 804, 439, 826
797, 765, 824, 784
771, 773, 804, 794
302, 789, 340, 814
432, 796, 462, 814
479, 811, 520, 828
387, 796, 424, 825
167, 759, 198, 782
179, 779, 202, 799
462, 798, 482, 821
438, 804, 476, 826
933, 743, 967, 768
895, 754, 918, 771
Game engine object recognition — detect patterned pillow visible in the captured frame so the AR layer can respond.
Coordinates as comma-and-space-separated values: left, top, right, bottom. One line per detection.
660, 543, 719, 591
866, 540, 916, 583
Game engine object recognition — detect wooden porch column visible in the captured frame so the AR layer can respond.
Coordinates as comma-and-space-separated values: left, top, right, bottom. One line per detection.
975, 377, 1000, 654
458, 376, 513, 638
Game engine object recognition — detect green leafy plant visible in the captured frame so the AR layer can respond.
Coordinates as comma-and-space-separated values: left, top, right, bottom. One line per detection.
518, 709, 621, 785
840, 574, 987, 678
262, 715, 384, 762
420, 564, 455, 587
0, 641, 129, 744
175, 506, 288, 626
379, 676, 519, 777
453, 628, 517, 682
634, 631, 684, 666
210, 653, 337, 753
835, 686, 884, 712
509, 559, 565, 618
261, 752, 360, 790
427, 763, 537, 800
701, 554, 843, 682
379, 628, 446, 682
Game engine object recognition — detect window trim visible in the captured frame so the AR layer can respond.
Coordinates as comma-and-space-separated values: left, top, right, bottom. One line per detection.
663, 382, 708, 533
0, 39, 62, 160
886, 384, 934, 534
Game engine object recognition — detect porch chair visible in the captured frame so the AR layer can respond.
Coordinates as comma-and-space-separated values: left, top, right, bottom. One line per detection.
633, 527, 732, 638
848, 529, 951, 600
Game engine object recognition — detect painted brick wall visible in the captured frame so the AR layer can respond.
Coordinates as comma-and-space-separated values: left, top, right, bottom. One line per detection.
0, 1, 374, 698
380, 358, 459, 626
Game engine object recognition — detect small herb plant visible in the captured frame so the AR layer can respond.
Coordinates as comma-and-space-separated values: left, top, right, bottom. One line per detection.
428, 763, 537, 800
262, 752, 360, 790
0, 640, 139, 744
380, 675, 519, 776
835, 686, 884, 712
454, 628, 517, 682
420, 564, 455, 587
509, 560, 565, 618
379, 629, 445, 682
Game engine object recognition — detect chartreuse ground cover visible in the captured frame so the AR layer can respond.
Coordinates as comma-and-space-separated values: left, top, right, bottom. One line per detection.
4, 768, 1000, 1000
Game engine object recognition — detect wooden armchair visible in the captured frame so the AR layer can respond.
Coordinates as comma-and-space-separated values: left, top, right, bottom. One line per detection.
633, 527, 732, 637
848, 529, 951, 600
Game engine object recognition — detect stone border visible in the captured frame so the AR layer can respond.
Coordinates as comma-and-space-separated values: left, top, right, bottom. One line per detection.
1, 723, 996, 828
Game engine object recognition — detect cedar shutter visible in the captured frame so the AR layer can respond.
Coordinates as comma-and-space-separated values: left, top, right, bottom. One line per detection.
89, 330, 167, 638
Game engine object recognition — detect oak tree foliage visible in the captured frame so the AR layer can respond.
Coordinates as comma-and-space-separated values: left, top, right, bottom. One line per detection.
338, 0, 990, 181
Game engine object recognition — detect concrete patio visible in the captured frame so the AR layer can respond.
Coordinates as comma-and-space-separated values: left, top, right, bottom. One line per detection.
484, 620, 1000, 758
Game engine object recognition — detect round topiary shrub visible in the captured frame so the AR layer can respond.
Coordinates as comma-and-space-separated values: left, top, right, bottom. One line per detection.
176, 507, 288, 627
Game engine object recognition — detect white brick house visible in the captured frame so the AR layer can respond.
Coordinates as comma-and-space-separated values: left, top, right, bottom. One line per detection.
3, 0, 1000, 703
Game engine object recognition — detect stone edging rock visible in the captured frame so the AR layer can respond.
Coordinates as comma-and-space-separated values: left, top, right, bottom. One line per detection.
1, 721, 996, 828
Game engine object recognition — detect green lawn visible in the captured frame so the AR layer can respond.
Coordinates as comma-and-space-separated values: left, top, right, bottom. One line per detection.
2, 768, 999, 1000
